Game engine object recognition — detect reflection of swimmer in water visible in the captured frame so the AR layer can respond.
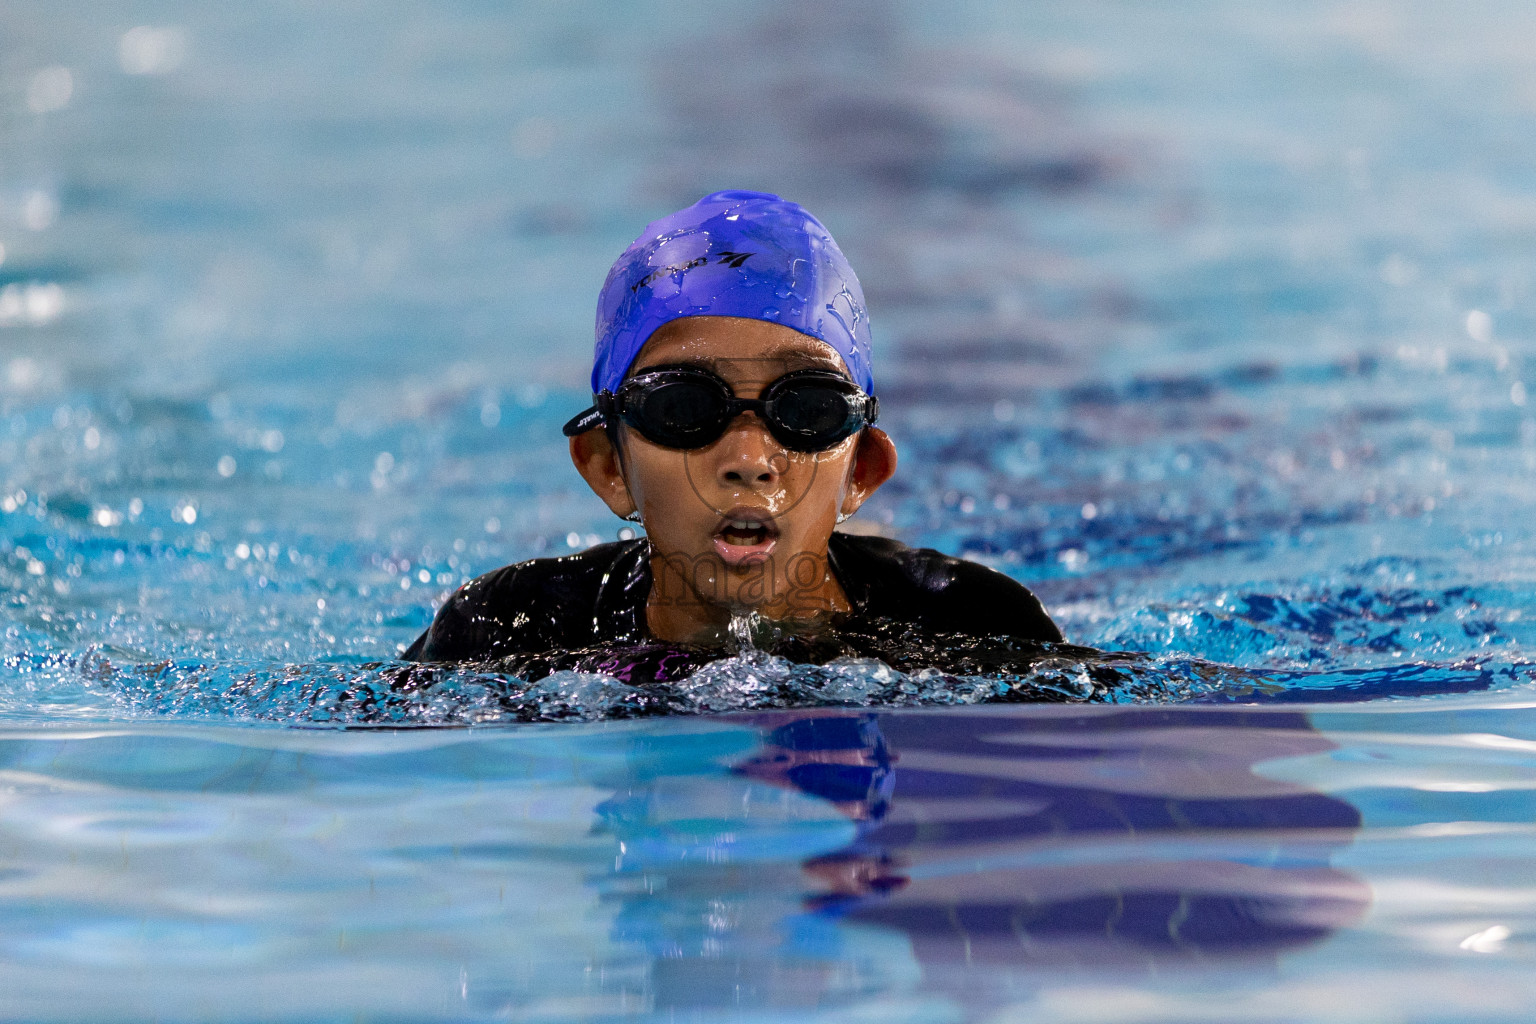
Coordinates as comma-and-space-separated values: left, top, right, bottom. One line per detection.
739, 709, 1369, 974
586, 708, 1369, 1016
404, 191, 1060, 674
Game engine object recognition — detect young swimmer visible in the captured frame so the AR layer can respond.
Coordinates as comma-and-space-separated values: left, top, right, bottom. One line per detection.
404, 190, 1062, 668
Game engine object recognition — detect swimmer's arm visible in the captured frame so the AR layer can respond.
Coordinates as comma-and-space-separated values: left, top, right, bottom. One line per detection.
955, 569, 1064, 642
401, 565, 525, 662
920, 552, 1065, 643
836, 535, 1064, 643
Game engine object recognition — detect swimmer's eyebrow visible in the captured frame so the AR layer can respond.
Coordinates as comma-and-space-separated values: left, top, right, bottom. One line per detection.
779, 352, 847, 372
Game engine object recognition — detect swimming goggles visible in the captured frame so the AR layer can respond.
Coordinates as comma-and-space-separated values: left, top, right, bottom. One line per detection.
562, 364, 878, 452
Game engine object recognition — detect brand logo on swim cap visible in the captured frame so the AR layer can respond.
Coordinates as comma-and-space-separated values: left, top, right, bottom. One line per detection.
630, 251, 755, 292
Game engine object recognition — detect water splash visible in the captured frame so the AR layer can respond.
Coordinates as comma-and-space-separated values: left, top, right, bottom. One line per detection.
728, 609, 758, 653
17, 637, 1528, 728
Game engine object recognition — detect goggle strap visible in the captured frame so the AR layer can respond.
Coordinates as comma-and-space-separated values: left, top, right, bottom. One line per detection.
560, 393, 615, 437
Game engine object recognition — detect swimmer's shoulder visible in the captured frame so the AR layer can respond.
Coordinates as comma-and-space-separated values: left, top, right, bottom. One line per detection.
403, 539, 644, 662
828, 532, 1064, 643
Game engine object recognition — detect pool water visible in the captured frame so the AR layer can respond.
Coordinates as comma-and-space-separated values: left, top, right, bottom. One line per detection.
3, 0, 1536, 1019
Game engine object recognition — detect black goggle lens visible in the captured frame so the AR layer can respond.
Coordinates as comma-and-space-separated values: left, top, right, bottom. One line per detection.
768, 380, 861, 441
626, 378, 730, 448
603, 369, 874, 452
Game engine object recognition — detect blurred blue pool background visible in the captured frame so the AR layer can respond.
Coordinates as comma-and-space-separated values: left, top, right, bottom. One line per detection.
4, 0, 1536, 1019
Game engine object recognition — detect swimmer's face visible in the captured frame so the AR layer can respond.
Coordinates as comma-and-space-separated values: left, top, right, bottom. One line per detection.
570, 316, 897, 642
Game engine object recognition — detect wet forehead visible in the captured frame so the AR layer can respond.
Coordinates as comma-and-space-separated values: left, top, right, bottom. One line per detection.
629, 316, 849, 385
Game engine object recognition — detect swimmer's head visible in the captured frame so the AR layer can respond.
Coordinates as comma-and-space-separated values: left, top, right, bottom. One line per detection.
565, 193, 896, 643
588, 190, 873, 395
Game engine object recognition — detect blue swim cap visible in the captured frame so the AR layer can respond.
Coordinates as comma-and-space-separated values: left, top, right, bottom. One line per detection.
592, 190, 874, 395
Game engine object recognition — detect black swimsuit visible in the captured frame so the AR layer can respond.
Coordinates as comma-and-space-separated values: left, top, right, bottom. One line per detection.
404, 533, 1062, 674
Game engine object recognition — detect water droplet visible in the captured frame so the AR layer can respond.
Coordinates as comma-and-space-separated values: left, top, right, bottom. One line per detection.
729, 610, 759, 653
1466, 309, 1493, 343
119, 26, 187, 75
26, 67, 73, 114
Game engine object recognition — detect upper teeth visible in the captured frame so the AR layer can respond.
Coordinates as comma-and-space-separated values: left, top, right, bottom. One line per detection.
730, 520, 760, 530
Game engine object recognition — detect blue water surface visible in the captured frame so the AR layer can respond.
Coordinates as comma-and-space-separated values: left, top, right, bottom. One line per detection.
3, 0, 1536, 1019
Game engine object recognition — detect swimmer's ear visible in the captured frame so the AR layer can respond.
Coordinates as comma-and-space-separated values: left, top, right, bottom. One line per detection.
839, 427, 898, 518
570, 429, 638, 520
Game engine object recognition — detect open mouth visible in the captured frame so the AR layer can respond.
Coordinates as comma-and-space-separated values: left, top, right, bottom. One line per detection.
713, 508, 779, 566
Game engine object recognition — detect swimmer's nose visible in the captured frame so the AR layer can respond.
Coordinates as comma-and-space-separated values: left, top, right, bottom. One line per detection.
715, 412, 783, 488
